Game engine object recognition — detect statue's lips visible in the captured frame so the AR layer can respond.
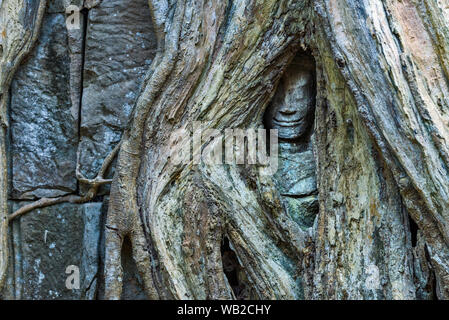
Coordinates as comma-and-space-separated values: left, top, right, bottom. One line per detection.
273, 118, 303, 127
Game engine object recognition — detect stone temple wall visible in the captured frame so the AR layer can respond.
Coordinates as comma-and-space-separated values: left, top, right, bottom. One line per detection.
1, 0, 157, 300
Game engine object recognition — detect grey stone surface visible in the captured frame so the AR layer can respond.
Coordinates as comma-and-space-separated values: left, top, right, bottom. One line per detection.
9, 202, 102, 300
10, 13, 78, 200
79, 202, 102, 299
275, 142, 318, 229
47, 0, 84, 13
276, 142, 317, 197
4, 0, 157, 300
78, 0, 156, 192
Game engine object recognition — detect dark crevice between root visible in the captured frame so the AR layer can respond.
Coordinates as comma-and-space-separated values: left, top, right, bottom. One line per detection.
407, 214, 438, 300
220, 236, 251, 300
120, 236, 147, 300
408, 214, 418, 247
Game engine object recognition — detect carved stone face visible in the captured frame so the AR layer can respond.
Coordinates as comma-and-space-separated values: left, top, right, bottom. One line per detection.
265, 68, 315, 141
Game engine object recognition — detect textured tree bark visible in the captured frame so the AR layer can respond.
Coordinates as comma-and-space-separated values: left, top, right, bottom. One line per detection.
103, 0, 449, 300
104, 0, 312, 300
311, 0, 449, 299
1, 0, 448, 300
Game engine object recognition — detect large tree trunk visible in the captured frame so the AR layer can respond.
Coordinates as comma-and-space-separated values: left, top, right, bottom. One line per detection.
1, 0, 449, 300
104, 0, 312, 300
311, 0, 449, 299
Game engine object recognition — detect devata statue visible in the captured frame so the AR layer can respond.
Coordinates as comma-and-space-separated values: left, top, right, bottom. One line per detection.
264, 54, 318, 230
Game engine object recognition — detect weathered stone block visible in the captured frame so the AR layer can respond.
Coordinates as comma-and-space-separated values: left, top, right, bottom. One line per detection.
47, 0, 84, 13
10, 13, 78, 199
78, 0, 156, 192
9, 202, 102, 300
275, 143, 317, 197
